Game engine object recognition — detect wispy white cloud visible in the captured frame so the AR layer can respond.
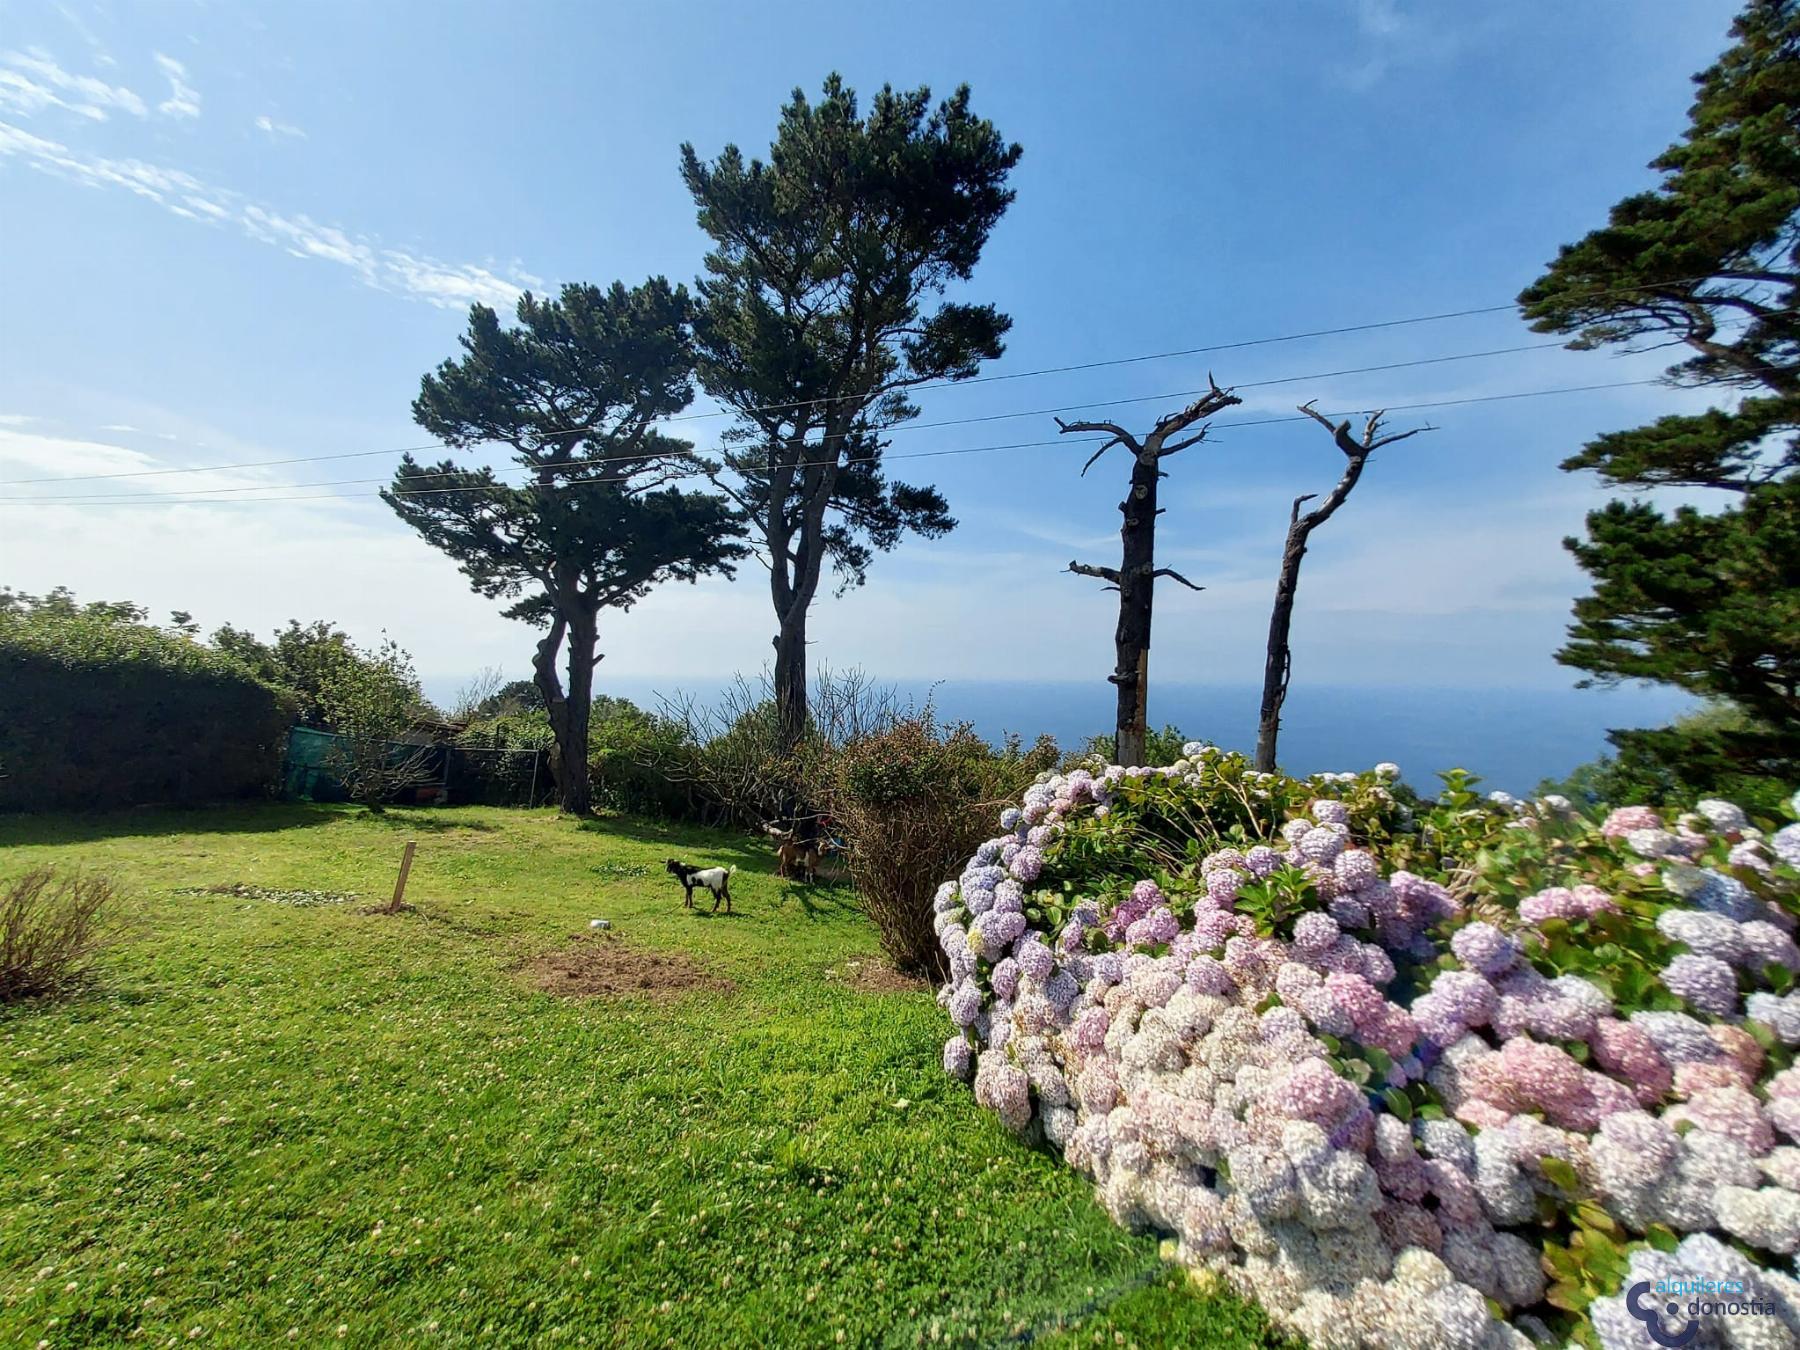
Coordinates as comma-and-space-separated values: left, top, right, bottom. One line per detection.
253, 114, 305, 139
152, 52, 199, 120
1336, 0, 1491, 93
0, 426, 163, 478
0, 47, 146, 121
0, 121, 540, 309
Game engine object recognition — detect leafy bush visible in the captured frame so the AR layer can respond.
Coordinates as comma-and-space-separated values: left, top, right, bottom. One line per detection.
935, 745, 1800, 1349
314, 638, 436, 807
0, 867, 118, 1001
0, 607, 293, 811
212, 619, 432, 732
587, 699, 709, 819
1072, 723, 1193, 770
1543, 701, 1795, 818
825, 716, 1055, 977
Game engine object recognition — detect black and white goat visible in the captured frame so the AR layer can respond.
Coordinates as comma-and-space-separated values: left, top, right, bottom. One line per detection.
664, 858, 736, 913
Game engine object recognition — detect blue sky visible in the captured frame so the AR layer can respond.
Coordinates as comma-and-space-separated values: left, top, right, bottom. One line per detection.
0, 0, 1746, 716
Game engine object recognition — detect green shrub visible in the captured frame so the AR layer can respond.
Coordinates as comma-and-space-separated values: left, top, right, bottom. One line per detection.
825, 717, 1056, 976
1071, 723, 1192, 770
1541, 701, 1795, 816
586, 700, 708, 819
0, 608, 293, 811
0, 866, 119, 1001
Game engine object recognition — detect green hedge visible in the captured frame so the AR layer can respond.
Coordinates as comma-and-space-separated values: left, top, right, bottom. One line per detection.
0, 610, 293, 811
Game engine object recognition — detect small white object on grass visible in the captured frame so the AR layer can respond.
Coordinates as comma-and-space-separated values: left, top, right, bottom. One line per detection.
590, 918, 611, 930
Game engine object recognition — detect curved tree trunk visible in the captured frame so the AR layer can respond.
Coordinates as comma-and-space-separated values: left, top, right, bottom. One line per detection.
1253, 403, 1424, 772
532, 614, 572, 804
531, 601, 599, 817
1255, 526, 1307, 772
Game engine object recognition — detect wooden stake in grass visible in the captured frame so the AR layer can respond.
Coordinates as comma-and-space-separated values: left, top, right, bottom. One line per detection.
387, 841, 417, 914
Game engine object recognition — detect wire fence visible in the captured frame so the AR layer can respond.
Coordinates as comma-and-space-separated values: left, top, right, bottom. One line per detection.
281, 725, 552, 807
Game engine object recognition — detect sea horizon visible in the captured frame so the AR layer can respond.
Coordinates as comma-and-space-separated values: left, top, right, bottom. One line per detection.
428, 673, 1696, 797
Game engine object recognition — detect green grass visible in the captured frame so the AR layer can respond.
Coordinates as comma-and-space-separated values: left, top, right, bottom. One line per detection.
0, 804, 1282, 1348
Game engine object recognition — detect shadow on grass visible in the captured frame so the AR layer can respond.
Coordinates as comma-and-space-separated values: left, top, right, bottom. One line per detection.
786, 882, 861, 920
0, 801, 339, 846
0, 801, 506, 847
349, 810, 499, 834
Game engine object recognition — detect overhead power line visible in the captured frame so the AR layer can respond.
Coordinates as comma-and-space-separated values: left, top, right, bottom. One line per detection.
3, 376, 1669, 507
0, 271, 1765, 489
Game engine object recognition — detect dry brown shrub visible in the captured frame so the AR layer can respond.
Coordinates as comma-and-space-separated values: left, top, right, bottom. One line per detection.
1, 867, 119, 1002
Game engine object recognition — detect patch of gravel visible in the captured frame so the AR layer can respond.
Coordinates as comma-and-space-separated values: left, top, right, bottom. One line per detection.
175, 883, 360, 907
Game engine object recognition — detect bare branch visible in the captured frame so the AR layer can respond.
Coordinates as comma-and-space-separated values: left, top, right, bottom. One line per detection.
1149, 375, 1242, 454
1296, 400, 1363, 457
1152, 567, 1204, 592
1365, 418, 1434, 451
1067, 559, 1122, 584
1056, 417, 1142, 458
1290, 492, 1318, 524
1159, 428, 1210, 456
1080, 437, 1123, 476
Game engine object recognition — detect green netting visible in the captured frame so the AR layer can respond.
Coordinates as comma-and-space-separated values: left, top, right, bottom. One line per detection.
280, 726, 549, 806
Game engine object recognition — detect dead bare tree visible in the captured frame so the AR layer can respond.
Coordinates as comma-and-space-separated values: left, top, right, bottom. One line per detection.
1254, 402, 1432, 772
1057, 378, 1242, 767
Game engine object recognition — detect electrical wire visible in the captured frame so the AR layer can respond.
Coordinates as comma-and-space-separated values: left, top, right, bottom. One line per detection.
1, 270, 1771, 489
2, 376, 1669, 507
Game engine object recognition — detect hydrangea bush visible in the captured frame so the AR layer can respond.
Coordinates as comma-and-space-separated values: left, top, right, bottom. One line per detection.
935, 746, 1800, 1349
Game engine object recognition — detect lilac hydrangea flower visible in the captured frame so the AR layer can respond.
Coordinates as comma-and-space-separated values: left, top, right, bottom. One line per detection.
1749, 992, 1800, 1046
990, 957, 1020, 1002
1696, 799, 1748, 833
1661, 953, 1740, 1016
1693, 871, 1759, 921
943, 1036, 973, 1079
1010, 845, 1044, 883
1310, 799, 1350, 826
1450, 922, 1519, 977
1245, 845, 1282, 878
1602, 805, 1663, 838
1124, 906, 1181, 948
1292, 911, 1340, 958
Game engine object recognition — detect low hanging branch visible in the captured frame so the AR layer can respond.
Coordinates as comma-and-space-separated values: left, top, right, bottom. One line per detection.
1058, 376, 1241, 767
1253, 402, 1432, 772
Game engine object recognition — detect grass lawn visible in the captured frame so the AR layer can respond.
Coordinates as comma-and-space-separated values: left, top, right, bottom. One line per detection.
0, 804, 1282, 1348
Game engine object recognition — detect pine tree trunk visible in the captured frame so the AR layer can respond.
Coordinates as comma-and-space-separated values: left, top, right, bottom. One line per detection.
773, 607, 808, 757
531, 604, 598, 817
1255, 528, 1307, 773
532, 615, 571, 803
1113, 451, 1160, 768
558, 611, 597, 816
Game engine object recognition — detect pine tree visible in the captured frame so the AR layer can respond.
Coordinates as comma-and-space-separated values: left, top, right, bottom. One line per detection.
1519, 0, 1800, 783
387, 280, 747, 814
681, 75, 1021, 754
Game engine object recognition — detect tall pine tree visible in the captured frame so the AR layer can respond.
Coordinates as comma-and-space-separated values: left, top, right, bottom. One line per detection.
681, 75, 1021, 754
388, 280, 747, 815
1520, 0, 1800, 789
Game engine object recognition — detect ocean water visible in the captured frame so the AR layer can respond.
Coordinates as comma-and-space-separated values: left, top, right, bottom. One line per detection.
579, 676, 1695, 796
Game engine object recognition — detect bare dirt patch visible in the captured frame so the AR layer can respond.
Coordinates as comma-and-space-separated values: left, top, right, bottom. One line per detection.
519, 931, 734, 1000
825, 956, 930, 995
